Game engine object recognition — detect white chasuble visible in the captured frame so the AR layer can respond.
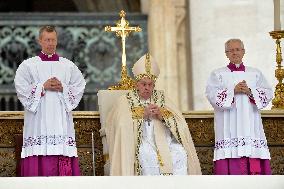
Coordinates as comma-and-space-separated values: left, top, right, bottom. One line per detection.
206, 66, 273, 161
14, 56, 86, 158
105, 90, 201, 175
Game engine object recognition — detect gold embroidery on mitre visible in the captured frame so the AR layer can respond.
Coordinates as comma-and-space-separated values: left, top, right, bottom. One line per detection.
159, 108, 173, 119
131, 107, 145, 119
135, 53, 157, 82
145, 53, 151, 75
135, 74, 157, 82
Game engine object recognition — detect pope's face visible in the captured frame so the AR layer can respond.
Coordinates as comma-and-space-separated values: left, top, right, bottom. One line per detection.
225, 41, 245, 64
136, 77, 155, 100
38, 31, 58, 55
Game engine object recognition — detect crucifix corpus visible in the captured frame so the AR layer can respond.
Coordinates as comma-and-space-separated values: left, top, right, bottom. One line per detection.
105, 10, 142, 90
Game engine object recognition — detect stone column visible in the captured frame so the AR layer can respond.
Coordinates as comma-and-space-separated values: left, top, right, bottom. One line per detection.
141, 0, 191, 110
175, 0, 192, 110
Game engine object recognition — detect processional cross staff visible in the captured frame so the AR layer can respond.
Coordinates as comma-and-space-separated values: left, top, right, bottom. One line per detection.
105, 10, 142, 90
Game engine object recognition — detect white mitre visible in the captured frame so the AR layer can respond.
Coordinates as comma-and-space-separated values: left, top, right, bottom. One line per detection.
132, 53, 160, 82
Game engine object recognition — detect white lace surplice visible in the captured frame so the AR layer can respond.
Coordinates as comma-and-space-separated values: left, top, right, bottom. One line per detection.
206, 66, 273, 161
138, 120, 188, 175
14, 56, 86, 158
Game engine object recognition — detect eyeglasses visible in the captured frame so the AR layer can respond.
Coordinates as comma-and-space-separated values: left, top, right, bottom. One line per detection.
225, 48, 244, 53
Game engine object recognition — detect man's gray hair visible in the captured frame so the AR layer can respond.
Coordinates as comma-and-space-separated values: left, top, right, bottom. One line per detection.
225, 39, 244, 51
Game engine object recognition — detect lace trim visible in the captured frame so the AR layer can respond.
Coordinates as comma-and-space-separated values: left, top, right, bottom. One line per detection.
68, 89, 76, 106
23, 135, 76, 148
26, 85, 37, 109
215, 137, 268, 150
256, 88, 268, 107
216, 89, 228, 107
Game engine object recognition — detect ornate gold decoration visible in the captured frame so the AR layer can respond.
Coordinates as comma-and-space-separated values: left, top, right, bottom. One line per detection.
74, 118, 104, 176
77, 149, 94, 176
270, 147, 284, 174
145, 53, 151, 75
0, 149, 16, 177
134, 74, 157, 82
269, 30, 284, 109
131, 107, 145, 119
1, 111, 284, 175
186, 118, 215, 145
105, 10, 142, 90
160, 108, 173, 119
0, 111, 105, 176
157, 150, 164, 167
131, 107, 173, 121
195, 147, 214, 175
134, 53, 158, 82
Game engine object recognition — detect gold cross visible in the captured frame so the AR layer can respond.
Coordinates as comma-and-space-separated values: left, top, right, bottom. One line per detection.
105, 10, 142, 90
105, 10, 141, 67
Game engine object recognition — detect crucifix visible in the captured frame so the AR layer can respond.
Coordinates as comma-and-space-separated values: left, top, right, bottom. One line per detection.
105, 10, 142, 90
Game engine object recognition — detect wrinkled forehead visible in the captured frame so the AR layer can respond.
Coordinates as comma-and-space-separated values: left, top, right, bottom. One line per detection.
137, 77, 154, 84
